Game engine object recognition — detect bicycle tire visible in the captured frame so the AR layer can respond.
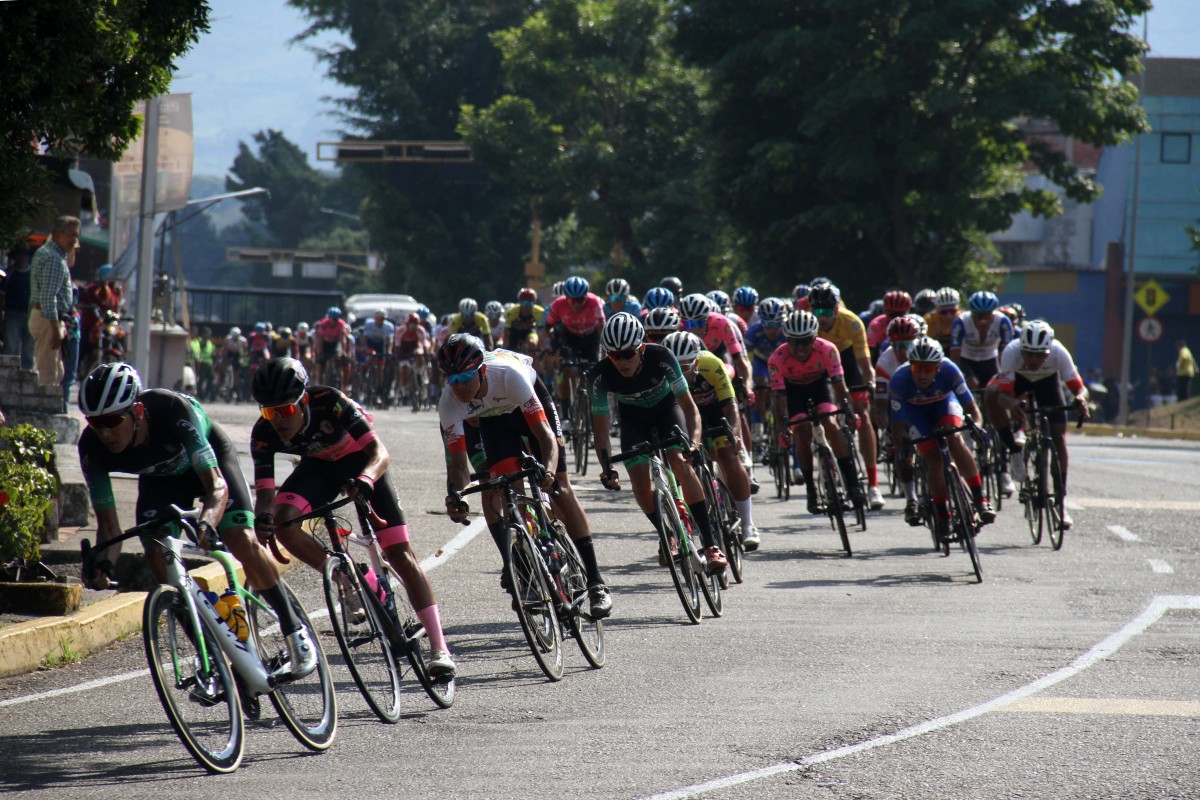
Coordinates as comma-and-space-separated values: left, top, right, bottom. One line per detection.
550, 524, 605, 668
717, 478, 745, 584
655, 489, 702, 624
680, 496, 723, 615
143, 585, 245, 774
573, 384, 591, 475
819, 447, 851, 557
976, 436, 998, 516
950, 470, 983, 583
1047, 444, 1066, 551
322, 557, 402, 723
247, 580, 338, 750
507, 524, 565, 680
409, 366, 422, 413
378, 561, 456, 708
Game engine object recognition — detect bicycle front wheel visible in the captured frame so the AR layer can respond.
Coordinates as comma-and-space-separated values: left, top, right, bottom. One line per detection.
551, 525, 605, 668
380, 561, 456, 708
656, 489, 702, 624
1047, 445, 1067, 551
507, 526, 565, 681
717, 479, 745, 584
322, 556, 402, 723
248, 580, 338, 750
143, 585, 244, 774
819, 448, 851, 557
572, 389, 590, 476
949, 471, 983, 583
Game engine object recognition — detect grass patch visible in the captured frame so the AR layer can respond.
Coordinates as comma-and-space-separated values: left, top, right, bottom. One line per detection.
39, 635, 84, 670
115, 624, 141, 643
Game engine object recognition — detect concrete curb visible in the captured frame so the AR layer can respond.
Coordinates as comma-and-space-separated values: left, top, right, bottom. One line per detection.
0, 561, 244, 679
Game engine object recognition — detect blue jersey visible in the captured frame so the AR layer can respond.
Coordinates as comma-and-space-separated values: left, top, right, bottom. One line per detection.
363, 318, 395, 345
604, 298, 643, 318
743, 322, 784, 367
888, 360, 973, 426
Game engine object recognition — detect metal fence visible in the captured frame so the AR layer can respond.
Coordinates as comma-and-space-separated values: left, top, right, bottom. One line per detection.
185, 286, 344, 334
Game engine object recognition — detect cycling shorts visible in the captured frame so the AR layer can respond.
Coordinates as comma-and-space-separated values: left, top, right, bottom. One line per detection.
902, 396, 964, 456
559, 330, 601, 364
699, 403, 735, 450
958, 356, 999, 391
779, 379, 837, 424
135, 424, 253, 536
988, 372, 1068, 424
617, 399, 688, 467
319, 340, 341, 363
276, 453, 411, 548
840, 350, 871, 404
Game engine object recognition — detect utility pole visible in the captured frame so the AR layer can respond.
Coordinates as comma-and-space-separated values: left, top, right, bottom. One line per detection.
1118, 14, 1149, 425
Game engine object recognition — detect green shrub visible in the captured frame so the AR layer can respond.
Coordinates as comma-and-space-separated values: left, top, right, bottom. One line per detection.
0, 424, 57, 563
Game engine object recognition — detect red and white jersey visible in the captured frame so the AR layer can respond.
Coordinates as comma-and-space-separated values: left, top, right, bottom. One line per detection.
438, 350, 548, 454
315, 317, 350, 344
545, 294, 605, 336
874, 346, 906, 400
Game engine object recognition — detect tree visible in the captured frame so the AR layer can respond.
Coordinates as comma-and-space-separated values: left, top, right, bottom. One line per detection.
673, 0, 1150, 296
0, 0, 209, 246
459, 0, 720, 290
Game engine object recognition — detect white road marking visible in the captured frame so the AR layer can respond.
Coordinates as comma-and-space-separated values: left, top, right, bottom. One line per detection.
1107, 524, 1140, 542
1148, 559, 1174, 574
998, 696, 1200, 716
639, 595, 1200, 800
0, 520, 486, 709
1065, 500, 1084, 511
1076, 499, 1200, 511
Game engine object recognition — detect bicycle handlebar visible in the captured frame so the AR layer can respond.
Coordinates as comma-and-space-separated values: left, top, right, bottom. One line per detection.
81, 506, 203, 587
910, 420, 980, 447
609, 426, 689, 463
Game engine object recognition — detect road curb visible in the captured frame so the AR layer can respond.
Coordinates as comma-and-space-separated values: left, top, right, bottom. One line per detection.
0, 561, 245, 679
1076, 424, 1200, 442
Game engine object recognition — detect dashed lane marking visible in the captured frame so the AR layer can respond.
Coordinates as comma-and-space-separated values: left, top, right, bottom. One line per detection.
1107, 524, 1140, 542
1075, 498, 1200, 511
1148, 559, 1174, 574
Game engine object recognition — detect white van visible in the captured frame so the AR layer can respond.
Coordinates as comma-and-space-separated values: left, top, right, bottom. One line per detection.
344, 293, 425, 324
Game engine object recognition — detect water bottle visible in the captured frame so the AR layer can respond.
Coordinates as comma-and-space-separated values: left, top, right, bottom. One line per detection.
215, 589, 249, 642
363, 566, 389, 605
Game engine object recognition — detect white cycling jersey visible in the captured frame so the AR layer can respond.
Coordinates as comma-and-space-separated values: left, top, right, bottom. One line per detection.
997, 339, 1080, 384
951, 312, 1014, 361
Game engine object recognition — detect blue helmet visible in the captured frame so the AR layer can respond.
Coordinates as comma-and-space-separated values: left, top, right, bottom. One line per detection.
792, 283, 810, 301
643, 286, 675, 310
968, 290, 999, 313
706, 290, 731, 312
563, 276, 589, 298
97, 263, 114, 281
253, 322, 266, 333
757, 297, 786, 324
327, 306, 342, 319
733, 286, 758, 308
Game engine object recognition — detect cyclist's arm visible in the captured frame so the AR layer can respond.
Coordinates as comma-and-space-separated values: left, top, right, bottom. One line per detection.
195, 465, 230, 534
677, 388, 703, 451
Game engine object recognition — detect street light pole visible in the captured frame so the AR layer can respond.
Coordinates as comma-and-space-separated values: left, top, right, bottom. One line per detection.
1118, 14, 1149, 426
319, 207, 371, 269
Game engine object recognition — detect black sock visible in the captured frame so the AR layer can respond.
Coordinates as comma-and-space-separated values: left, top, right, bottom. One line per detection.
572, 535, 604, 586
645, 505, 665, 536
487, 521, 510, 567
259, 583, 300, 637
837, 456, 858, 492
997, 424, 1018, 454
687, 501, 716, 549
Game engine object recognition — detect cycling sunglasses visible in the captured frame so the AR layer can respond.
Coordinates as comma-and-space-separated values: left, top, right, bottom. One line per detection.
891, 339, 914, 350
260, 401, 303, 420
683, 318, 706, 330
447, 368, 481, 384
608, 294, 626, 303
608, 348, 640, 362
86, 411, 129, 430
811, 307, 837, 318
763, 320, 783, 330
786, 336, 816, 347
910, 361, 940, 376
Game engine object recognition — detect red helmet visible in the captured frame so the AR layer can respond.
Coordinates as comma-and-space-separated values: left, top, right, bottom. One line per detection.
518, 287, 537, 303
407, 312, 421, 325
882, 290, 912, 314
887, 314, 922, 342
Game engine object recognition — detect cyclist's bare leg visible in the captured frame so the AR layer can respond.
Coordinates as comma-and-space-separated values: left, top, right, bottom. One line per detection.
381, 541, 435, 612
715, 443, 750, 501
948, 433, 980, 481
222, 525, 283, 590
273, 504, 329, 572
853, 396, 877, 479
1051, 420, 1069, 488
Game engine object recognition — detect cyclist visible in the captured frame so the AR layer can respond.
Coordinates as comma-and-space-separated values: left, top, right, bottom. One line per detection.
250, 357, 456, 678
314, 306, 352, 386
792, 284, 811, 312
663, 331, 760, 550
270, 326, 295, 360
218, 326, 248, 401
872, 314, 926, 525
644, 306, 681, 344
504, 288, 544, 353
485, 300, 506, 347
985, 320, 1089, 528
808, 283, 883, 510
438, 335, 613, 618
604, 278, 642, 318
591, 313, 728, 575
744, 297, 787, 460
544, 275, 605, 424
923, 287, 960, 350
867, 290, 913, 362
78, 362, 317, 678
731, 286, 759, 327
293, 321, 314, 369
395, 312, 432, 406
449, 298, 494, 349
889, 337, 996, 542
912, 288, 938, 317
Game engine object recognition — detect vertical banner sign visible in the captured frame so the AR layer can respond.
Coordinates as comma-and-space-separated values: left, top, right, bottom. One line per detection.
108, 94, 195, 268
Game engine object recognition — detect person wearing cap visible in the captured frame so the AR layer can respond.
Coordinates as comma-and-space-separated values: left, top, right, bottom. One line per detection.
80, 262, 123, 375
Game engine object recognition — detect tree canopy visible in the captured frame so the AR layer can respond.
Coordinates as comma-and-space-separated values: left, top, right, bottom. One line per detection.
0, 0, 209, 246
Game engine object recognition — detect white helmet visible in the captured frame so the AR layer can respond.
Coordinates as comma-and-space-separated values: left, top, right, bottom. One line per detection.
935, 287, 961, 308
662, 331, 704, 366
644, 306, 680, 334
296, 321, 310, 332
459, 298, 478, 316
229, 326, 241, 336
605, 278, 631, 298
1020, 320, 1054, 353
679, 293, 713, 322
601, 312, 645, 352
783, 310, 819, 339
79, 362, 141, 416
908, 336, 945, 364
485, 300, 503, 317
551, 281, 565, 298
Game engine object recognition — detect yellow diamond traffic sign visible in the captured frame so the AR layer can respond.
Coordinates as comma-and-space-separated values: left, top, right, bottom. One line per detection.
1134, 279, 1170, 317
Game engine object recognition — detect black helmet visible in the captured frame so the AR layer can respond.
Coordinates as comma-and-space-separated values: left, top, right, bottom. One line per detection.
660, 276, 683, 297
252, 357, 308, 406
437, 333, 486, 374
808, 284, 839, 310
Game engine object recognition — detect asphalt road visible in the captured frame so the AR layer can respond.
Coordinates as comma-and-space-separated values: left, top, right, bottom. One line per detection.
2, 402, 1199, 799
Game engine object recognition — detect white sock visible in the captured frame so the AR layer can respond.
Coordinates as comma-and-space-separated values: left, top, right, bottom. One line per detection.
736, 497, 755, 529
903, 480, 916, 503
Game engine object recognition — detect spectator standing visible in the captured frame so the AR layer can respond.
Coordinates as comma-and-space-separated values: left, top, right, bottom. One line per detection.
61, 284, 81, 411
1175, 340, 1196, 401
188, 326, 216, 400
28, 216, 79, 387
2, 244, 35, 369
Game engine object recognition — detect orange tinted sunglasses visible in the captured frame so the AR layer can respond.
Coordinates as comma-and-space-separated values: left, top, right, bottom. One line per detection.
260, 399, 304, 420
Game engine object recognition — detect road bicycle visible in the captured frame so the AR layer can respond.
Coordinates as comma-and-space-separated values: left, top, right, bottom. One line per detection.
765, 407, 792, 500
692, 420, 745, 585
1018, 399, 1081, 550
559, 355, 595, 476
452, 458, 605, 680
81, 508, 337, 774
610, 427, 721, 623
912, 423, 984, 583
289, 493, 455, 721
786, 406, 860, 556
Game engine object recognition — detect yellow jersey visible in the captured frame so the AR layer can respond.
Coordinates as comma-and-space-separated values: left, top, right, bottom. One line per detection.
817, 307, 869, 361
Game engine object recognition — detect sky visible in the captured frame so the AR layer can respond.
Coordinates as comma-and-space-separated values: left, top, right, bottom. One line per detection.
174, 0, 1200, 180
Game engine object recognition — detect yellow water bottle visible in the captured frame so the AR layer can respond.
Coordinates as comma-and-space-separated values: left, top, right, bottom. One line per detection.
216, 590, 250, 642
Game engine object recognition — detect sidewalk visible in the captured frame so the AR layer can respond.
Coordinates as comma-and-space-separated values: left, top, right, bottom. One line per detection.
0, 434, 278, 679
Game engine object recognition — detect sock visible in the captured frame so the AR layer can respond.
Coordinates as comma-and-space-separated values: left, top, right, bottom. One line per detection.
837, 456, 858, 492
259, 582, 300, 636
902, 480, 916, 503
866, 462, 877, 486
932, 496, 950, 520
687, 500, 716, 549
966, 473, 984, 503
997, 424, 1018, 454
416, 604, 449, 654
736, 497, 755, 530
572, 535, 604, 586
645, 505, 665, 536
487, 521, 510, 567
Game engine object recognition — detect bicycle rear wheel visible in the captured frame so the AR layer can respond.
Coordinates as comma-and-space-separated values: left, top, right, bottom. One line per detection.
1046, 445, 1067, 551
550, 524, 605, 668
143, 585, 244, 774
248, 581, 338, 750
950, 470, 983, 583
507, 525, 565, 680
716, 478, 744, 584
656, 489, 702, 624
819, 448, 851, 557
379, 561, 456, 708
322, 556, 402, 723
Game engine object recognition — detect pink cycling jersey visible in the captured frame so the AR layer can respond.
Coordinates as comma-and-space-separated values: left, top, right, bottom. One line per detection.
545, 294, 605, 336
768, 338, 844, 390
701, 312, 745, 357
867, 313, 893, 349
315, 317, 350, 343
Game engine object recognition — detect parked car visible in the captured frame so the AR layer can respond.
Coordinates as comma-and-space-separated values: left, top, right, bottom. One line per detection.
344, 293, 424, 324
